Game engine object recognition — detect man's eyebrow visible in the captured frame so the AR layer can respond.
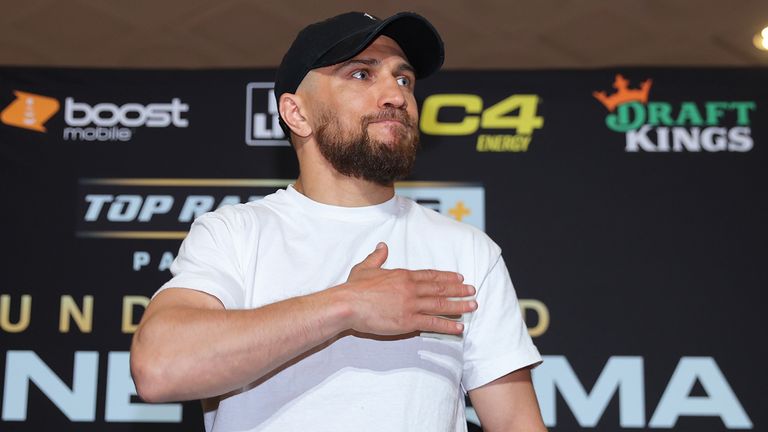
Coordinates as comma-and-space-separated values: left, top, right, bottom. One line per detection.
397, 63, 416, 76
333, 58, 379, 71
332, 58, 416, 75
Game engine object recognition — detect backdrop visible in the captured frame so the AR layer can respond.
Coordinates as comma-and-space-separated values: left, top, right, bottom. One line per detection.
0, 66, 764, 431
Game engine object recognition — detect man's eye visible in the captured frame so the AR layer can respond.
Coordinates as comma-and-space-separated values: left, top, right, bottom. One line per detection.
351, 70, 369, 80
397, 76, 412, 87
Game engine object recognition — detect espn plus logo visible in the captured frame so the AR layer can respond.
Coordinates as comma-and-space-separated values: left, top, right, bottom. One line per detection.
245, 82, 546, 152
0, 90, 189, 141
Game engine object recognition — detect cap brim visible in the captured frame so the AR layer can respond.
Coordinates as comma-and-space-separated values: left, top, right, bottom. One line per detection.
314, 12, 444, 79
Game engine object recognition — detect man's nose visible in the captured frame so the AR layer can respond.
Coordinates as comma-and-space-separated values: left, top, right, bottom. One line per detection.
377, 77, 407, 109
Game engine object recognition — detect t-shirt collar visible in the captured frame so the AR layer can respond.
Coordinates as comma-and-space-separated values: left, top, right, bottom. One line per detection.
284, 184, 402, 221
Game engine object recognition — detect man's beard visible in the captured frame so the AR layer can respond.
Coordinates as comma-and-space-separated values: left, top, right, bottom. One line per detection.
315, 107, 420, 186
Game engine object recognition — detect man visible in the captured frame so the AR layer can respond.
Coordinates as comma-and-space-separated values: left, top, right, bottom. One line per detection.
131, 11, 546, 432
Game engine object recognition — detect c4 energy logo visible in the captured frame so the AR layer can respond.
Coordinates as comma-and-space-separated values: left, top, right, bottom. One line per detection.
0, 91, 60, 132
420, 93, 544, 152
245, 82, 289, 146
593, 74, 756, 152
77, 179, 485, 239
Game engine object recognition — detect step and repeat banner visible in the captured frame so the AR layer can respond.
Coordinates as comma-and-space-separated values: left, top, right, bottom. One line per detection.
0, 66, 764, 431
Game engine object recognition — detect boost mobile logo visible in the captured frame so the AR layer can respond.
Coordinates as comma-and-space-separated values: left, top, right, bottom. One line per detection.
245, 82, 289, 146
593, 74, 755, 152
0, 91, 60, 132
64, 98, 189, 142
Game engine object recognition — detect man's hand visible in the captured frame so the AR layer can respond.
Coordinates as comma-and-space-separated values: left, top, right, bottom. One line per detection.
338, 242, 478, 335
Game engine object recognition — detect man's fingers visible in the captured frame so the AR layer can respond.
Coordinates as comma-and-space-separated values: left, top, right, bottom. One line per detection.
410, 269, 464, 282
418, 297, 478, 316
417, 315, 465, 335
415, 282, 475, 298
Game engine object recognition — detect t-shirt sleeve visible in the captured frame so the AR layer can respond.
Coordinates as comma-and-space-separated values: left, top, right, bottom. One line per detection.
462, 253, 542, 391
155, 212, 245, 309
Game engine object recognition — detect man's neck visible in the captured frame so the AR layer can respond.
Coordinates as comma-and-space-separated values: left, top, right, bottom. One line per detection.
293, 173, 395, 207
292, 137, 397, 207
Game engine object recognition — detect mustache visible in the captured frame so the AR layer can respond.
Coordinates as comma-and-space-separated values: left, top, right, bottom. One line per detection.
362, 108, 414, 128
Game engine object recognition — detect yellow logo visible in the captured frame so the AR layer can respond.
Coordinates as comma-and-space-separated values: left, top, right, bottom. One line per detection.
419, 94, 544, 152
448, 201, 471, 222
0, 91, 60, 132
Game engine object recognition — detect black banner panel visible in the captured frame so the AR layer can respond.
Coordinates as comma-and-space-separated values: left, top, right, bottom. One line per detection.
0, 66, 764, 431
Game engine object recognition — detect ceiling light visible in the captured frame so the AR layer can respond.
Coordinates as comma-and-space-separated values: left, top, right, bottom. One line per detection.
755, 26, 768, 51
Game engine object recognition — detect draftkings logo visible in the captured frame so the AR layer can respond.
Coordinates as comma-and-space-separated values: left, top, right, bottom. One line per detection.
593, 74, 756, 152
419, 93, 544, 152
245, 82, 289, 146
76, 179, 485, 239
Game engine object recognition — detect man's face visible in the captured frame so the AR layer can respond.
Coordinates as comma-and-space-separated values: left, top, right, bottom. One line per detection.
300, 36, 420, 185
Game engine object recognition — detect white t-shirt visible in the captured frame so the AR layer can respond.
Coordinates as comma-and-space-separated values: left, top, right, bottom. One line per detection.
159, 185, 541, 432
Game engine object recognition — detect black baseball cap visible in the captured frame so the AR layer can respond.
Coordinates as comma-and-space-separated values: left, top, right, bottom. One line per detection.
274, 11, 445, 137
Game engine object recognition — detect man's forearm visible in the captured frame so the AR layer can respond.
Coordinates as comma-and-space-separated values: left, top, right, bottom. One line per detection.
469, 367, 547, 432
131, 244, 476, 402
131, 287, 352, 402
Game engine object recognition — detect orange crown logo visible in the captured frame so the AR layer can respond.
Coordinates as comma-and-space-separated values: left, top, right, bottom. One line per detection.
0, 90, 60, 132
592, 74, 652, 112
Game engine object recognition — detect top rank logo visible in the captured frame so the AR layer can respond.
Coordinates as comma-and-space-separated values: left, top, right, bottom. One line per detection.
76, 179, 485, 239
593, 74, 756, 152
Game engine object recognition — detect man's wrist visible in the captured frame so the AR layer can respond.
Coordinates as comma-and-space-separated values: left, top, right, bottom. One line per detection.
311, 283, 357, 337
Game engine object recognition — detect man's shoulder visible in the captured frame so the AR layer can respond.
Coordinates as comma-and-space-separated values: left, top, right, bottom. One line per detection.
191, 189, 290, 230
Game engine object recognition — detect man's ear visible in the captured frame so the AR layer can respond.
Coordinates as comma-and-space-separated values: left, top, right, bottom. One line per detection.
279, 93, 312, 138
